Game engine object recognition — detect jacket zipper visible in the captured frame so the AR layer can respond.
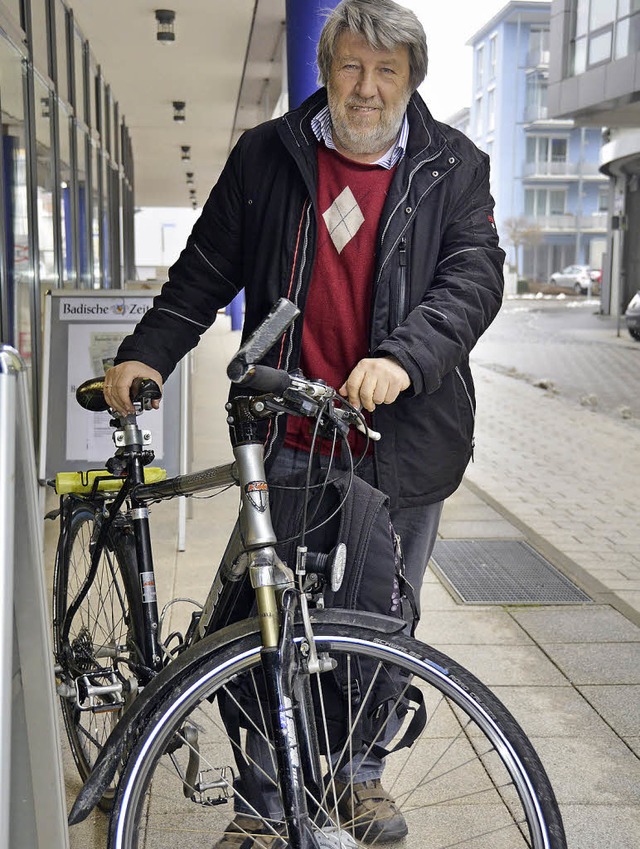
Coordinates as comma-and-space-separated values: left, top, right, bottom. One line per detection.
264, 202, 313, 462
455, 366, 476, 460
395, 237, 407, 327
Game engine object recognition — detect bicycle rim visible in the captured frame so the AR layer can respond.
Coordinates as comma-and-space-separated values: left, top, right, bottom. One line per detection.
110, 622, 566, 849
54, 504, 139, 799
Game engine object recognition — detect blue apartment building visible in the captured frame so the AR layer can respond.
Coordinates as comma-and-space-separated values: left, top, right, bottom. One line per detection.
466, 1, 609, 286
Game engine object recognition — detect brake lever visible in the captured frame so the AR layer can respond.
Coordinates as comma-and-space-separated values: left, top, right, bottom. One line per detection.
334, 409, 382, 441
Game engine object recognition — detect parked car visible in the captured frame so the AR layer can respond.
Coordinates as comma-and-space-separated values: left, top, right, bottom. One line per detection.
548, 265, 601, 295
625, 291, 640, 341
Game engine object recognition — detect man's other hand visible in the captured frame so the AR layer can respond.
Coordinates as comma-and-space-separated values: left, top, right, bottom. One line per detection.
339, 356, 410, 412
103, 361, 164, 416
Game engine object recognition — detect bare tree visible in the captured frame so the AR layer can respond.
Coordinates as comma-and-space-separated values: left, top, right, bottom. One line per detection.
503, 217, 544, 279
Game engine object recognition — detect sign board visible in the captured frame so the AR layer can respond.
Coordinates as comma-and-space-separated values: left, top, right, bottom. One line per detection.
39, 290, 184, 481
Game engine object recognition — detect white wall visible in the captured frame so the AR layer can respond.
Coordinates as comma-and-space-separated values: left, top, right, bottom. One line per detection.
134, 206, 201, 280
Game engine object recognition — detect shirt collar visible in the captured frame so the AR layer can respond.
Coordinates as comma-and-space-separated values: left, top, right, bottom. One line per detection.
311, 104, 408, 169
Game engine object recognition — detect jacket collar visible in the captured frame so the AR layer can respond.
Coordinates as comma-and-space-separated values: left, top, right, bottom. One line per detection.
279, 87, 447, 166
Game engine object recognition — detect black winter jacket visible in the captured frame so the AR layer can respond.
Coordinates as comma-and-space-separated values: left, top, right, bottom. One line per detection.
116, 89, 505, 508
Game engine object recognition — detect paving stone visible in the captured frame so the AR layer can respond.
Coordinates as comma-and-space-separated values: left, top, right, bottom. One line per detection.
577, 685, 640, 736
419, 609, 531, 645
512, 606, 640, 643
492, 684, 616, 738
532, 733, 640, 805
561, 804, 640, 849
544, 643, 640, 685
432, 643, 569, 687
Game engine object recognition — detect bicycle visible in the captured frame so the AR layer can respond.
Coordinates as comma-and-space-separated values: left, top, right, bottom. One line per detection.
52, 299, 567, 848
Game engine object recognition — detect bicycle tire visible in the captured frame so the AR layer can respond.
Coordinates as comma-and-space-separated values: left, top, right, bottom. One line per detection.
53, 500, 144, 807
107, 614, 566, 849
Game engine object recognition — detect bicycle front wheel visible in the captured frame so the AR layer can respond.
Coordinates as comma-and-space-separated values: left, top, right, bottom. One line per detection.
53, 500, 143, 806
108, 615, 565, 849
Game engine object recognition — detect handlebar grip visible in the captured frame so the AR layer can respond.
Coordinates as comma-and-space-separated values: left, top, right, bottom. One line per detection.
227, 298, 300, 382
76, 377, 109, 412
237, 365, 292, 394
130, 377, 162, 406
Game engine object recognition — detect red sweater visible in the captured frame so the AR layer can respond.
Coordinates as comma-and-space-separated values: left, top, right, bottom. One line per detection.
285, 145, 396, 453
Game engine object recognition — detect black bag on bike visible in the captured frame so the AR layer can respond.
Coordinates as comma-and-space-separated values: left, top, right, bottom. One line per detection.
272, 468, 421, 757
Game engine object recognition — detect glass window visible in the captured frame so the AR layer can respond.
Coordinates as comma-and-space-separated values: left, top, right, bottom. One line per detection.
489, 35, 497, 79
30, 0, 51, 76
576, 0, 589, 37
615, 17, 630, 57
551, 138, 567, 162
0, 36, 32, 367
550, 190, 565, 215
89, 139, 101, 285
104, 85, 112, 154
57, 100, 73, 285
101, 153, 111, 287
589, 29, 613, 64
590, 0, 615, 30
598, 186, 609, 213
76, 126, 90, 286
487, 88, 495, 131
87, 51, 97, 129
113, 101, 119, 164
618, 0, 630, 15
475, 95, 483, 135
475, 45, 484, 89
73, 23, 86, 119
95, 72, 104, 138
54, 0, 70, 101
573, 36, 587, 73
34, 75, 57, 290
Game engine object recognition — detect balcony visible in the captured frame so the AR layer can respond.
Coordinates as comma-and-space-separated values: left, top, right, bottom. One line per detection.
523, 213, 608, 232
522, 161, 605, 178
524, 105, 549, 123
526, 49, 550, 68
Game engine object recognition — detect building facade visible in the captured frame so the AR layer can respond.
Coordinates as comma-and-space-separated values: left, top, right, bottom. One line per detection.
467, 1, 608, 288
0, 0, 135, 440
548, 0, 640, 317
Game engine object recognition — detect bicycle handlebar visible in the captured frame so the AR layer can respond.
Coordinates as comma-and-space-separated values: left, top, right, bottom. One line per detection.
234, 365, 293, 394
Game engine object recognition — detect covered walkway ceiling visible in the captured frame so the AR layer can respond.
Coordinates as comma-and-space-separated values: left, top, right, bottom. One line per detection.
70, 0, 286, 208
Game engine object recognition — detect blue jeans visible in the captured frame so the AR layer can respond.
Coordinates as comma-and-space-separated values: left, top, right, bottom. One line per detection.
234, 446, 443, 817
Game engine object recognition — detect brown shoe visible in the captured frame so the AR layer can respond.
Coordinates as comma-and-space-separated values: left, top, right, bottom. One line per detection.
332, 779, 408, 844
212, 815, 288, 849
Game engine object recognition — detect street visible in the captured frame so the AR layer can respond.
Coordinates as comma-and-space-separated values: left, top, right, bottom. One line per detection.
471, 296, 640, 428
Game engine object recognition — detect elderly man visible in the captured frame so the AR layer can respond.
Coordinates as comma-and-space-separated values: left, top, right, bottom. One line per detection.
105, 0, 504, 844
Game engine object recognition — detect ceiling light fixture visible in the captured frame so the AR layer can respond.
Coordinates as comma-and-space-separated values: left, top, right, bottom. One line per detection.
180, 145, 191, 161
155, 9, 176, 43
172, 100, 186, 122
186, 172, 194, 184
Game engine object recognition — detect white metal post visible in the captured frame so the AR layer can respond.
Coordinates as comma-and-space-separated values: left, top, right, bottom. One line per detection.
0, 346, 18, 849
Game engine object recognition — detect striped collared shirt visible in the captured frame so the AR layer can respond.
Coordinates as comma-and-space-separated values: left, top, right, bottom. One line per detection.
311, 105, 408, 169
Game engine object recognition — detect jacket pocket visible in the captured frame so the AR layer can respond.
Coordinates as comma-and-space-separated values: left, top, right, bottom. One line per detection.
390, 237, 409, 329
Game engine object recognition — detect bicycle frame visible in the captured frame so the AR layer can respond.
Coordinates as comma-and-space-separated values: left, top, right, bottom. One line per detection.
59, 393, 325, 848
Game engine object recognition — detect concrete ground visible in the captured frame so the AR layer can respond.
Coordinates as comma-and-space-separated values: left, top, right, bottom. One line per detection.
51, 310, 640, 848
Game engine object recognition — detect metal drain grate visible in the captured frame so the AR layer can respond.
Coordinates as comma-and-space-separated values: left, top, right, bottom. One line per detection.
431, 540, 592, 605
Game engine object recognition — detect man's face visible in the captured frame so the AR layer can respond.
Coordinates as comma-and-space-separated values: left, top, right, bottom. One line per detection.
327, 31, 412, 162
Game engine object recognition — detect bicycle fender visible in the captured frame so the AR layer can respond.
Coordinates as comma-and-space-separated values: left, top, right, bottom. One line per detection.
67, 609, 404, 824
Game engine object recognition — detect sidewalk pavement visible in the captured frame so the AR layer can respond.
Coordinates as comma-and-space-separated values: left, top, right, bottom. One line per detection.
54, 315, 640, 849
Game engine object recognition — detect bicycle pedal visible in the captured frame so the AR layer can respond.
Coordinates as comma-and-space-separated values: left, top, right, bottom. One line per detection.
189, 766, 235, 807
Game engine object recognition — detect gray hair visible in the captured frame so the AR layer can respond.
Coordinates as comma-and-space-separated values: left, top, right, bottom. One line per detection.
317, 0, 428, 92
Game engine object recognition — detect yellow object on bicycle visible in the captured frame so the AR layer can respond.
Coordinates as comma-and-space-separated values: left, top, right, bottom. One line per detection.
54, 467, 167, 494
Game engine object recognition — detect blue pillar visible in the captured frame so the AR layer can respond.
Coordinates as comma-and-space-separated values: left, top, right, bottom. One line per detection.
226, 291, 244, 331
285, 0, 340, 108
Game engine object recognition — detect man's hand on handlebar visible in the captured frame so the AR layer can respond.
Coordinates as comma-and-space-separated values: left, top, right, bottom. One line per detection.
339, 356, 410, 412
103, 361, 164, 416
